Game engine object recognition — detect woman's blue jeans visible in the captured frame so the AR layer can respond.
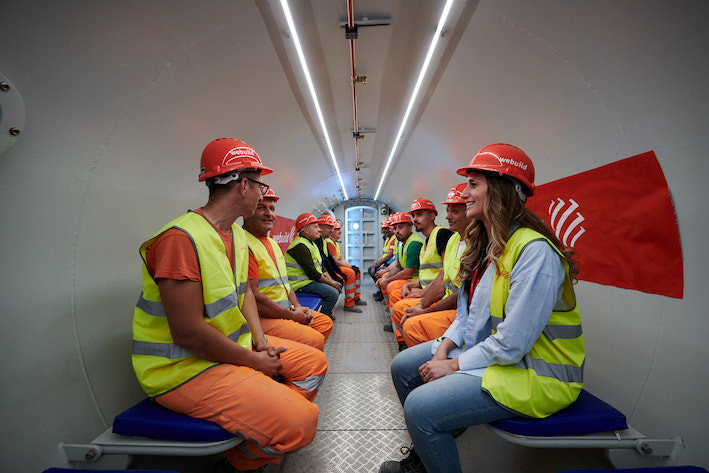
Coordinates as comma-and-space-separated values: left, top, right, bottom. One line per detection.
296, 281, 340, 316
391, 341, 516, 473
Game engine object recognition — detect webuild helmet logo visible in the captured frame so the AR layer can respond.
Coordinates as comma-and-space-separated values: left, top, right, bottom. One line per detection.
548, 198, 586, 247
223, 147, 261, 165
497, 156, 528, 171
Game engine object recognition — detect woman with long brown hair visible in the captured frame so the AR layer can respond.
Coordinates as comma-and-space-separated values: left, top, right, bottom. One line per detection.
380, 144, 585, 473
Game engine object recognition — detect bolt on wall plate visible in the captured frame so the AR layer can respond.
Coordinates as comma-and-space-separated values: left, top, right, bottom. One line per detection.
0, 72, 26, 155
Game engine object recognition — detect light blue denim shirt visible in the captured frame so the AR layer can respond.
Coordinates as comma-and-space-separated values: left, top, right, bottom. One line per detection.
431, 239, 566, 377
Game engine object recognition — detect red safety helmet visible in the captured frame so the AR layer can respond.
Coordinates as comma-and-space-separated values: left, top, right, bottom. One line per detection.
408, 198, 438, 216
389, 211, 413, 225
199, 138, 274, 182
317, 214, 336, 227
295, 213, 317, 232
381, 217, 392, 229
332, 221, 342, 230
263, 187, 280, 202
441, 183, 467, 205
456, 143, 535, 196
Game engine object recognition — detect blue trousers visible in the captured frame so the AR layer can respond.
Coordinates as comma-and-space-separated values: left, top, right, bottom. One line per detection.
296, 281, 340, 316
390, 341, 516, 473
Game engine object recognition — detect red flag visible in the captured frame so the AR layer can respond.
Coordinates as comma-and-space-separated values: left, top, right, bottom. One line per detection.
271, 215, 296, 253
526, 151, 683, 298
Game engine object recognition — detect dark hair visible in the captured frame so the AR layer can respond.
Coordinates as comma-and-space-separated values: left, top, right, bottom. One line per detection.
206, 169, 261, 197
457, 174, 579, 284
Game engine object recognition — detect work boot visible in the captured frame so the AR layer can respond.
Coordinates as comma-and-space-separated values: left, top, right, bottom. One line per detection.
213, 457, 266, 473
344, 305, 362, 313
379, 445, 426, 473
383, 322, 394, 332
398, 341, 408, 352
373, 291, 384, 301
354, 299, 368, 306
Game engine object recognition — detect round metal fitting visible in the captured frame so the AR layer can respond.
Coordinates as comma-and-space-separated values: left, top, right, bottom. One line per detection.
639, 442, 653, 455
0, 82, 10, 92
9, 127, 21, 136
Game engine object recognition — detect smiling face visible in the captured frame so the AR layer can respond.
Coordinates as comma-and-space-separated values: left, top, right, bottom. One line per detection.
301, 222, 321, 241
461, 171, 489, 225
243, 198, 276, 237
445, 203, 472, 234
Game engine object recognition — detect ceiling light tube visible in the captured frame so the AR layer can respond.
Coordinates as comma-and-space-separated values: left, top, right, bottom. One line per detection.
374, 0, 455, 201
280, 0, 349, 200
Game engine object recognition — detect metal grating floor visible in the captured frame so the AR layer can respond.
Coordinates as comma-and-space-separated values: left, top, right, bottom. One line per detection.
280, 283, 410, 472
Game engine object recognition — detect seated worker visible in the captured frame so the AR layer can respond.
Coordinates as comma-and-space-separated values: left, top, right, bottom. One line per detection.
401, 184, 472, 348
371, 217, 397, 301
313, 214, 347, 288
387, 199, 453, 349
285, 213, 342, 319
324, 216, 368, 312
243, 188, 333, 351
314, 214, 361, 313
379, 143, 584, 473
132, 138, 328, 473
375, 212, 423, 316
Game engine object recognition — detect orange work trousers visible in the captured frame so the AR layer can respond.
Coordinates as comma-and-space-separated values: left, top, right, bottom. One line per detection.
402, 309, 458, 347
156, 335, 327, 471
339, 266, 360, 307
383, 279, 408, 308
260, 310, 333, 351
391, 297, 422, 343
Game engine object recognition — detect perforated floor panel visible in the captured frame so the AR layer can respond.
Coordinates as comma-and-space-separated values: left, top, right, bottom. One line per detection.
280, 283, 410, 472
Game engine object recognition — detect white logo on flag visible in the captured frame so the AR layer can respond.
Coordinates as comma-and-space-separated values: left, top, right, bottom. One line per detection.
548, 198, 586, 247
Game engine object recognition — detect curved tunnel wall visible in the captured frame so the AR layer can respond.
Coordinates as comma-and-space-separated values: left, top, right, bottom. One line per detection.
1, 1, 708, 470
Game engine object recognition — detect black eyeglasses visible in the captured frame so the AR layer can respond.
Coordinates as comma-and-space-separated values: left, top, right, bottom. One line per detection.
242, 177, 270, 196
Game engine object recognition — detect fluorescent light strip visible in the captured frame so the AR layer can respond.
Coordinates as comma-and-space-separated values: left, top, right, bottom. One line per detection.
374, 0, 455, 201
280, 0, 349, 200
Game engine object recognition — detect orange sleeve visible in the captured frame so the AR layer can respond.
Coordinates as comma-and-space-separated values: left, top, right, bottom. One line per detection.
327, 241, 337, 258
248, 250, 260, 280
145, 228, 201, 281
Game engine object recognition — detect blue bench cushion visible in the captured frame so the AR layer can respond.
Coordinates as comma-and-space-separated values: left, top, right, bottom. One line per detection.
44, 470, 179, 472
295, 293, 322, 311
490, 389, 628, 436
113, 398, 234, 442
558, 468, 708, 473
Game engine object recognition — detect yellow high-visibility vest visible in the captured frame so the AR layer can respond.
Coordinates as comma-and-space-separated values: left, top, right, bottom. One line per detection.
442, 232, 463, 298
398, 232, 425, 280
245, 231, 291, 309
285, 236, 323, 290
132, 212, 251, 397
482, 228, 585, 418
418, 226, 444, 288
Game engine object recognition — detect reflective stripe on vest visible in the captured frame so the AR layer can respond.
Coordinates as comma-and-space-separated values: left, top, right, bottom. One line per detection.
132, 212, 252, 397
419, 226, 445, 288
481, 227, 585, 418
285, 236, 323, 290
442, 232, 463, 298
245, 232, 291, 308
398, 232, 424, 280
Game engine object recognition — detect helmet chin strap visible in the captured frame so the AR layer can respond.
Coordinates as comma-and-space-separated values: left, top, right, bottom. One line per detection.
514, 182, 528, 203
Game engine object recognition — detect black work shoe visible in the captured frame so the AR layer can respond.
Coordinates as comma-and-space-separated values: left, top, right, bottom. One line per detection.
379, 445, 426, 473
344, 306, 363, 313
373, 291, 384, 301
354, 299, 368, 306
213, 458, 266, 473
383, 322, 394, 332
398, 341, 408, 351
